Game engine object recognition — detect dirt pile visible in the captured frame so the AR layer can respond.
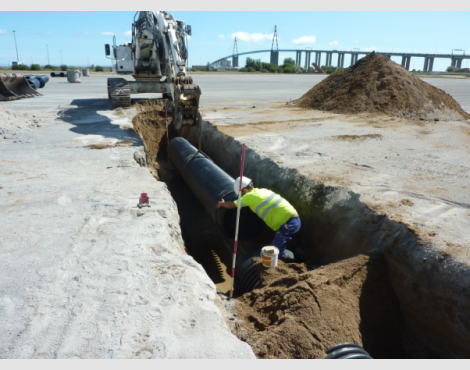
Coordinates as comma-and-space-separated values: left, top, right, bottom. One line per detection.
0, 104, 44, 142
233, 253, 405, 359
295, 52, 470, 121
131, 100, 175, 179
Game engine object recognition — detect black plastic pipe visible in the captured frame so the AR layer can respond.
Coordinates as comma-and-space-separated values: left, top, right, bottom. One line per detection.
50, 72, 66, 77
324, 343, 373, 359
26, 77, 41, 90
24, 75, 50, 90
168, 137, 265, 241
234, 250, 261, 294
25, 75, 49, 88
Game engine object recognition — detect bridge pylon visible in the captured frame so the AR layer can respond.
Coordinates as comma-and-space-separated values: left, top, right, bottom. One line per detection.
232, 37, 239, 67
270, 26, 279, 65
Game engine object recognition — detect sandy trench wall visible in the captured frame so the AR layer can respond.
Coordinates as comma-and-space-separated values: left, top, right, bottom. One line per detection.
182, 121, 470, 358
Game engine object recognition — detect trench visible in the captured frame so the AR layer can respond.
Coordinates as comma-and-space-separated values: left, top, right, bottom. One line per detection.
131, 100, 275, 295
131, 101, 470, 359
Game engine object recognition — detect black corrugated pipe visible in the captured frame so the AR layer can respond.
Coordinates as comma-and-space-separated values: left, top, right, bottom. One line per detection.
25, 75, 49, 88
50, 72, 66, 77
324, 343, 373, 359
234, 250, 261, 294
26, 77, 41, 90
168, 137, 265, 241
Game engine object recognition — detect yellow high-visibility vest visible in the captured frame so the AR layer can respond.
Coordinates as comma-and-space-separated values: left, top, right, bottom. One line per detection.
234, 188, 296, 231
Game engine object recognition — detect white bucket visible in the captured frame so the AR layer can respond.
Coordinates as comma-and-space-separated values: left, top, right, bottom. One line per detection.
260, 246, 279, 268
67, 69, 81, 83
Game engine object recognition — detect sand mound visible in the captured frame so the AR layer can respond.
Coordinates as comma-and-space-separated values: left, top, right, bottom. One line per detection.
0, 104, 44, 141
233, 253, 405, 359
295, 52, 470, 121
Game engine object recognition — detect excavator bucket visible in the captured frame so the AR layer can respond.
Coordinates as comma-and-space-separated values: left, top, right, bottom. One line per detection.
0, 73, 41, 101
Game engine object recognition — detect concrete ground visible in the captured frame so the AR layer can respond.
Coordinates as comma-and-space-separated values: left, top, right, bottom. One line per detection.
0, 74, 255, 359
1, 72, 469, 358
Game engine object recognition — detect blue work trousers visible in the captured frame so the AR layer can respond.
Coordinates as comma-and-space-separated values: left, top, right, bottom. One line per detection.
271, 217, 301, 258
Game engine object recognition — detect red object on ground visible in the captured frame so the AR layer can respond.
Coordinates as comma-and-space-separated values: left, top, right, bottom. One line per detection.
140, 193, 148, 204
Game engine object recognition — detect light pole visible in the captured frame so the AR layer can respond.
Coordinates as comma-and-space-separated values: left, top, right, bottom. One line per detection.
46, 44, 50, 65
12, 30, 19, 63
60, 50, 63, 65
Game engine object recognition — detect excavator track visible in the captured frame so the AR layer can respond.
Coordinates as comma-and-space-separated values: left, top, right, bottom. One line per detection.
107, 78, 131, 109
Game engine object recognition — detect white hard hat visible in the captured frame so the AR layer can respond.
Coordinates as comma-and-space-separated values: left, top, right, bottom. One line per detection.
234, 176, 252, 196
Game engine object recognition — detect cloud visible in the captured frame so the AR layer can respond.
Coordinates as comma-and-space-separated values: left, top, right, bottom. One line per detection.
0, 30, 8, 34
123, 30, 132, 37
354, 40, 358, 43
291, 35, 316, 45
45, 32, 52, 35
329, 41, 339, 46
364, 46, 377, 51
231, 31, 273, 44
75, 31, 90, 35
101, 32, 115, 36
218, 34, 226, 40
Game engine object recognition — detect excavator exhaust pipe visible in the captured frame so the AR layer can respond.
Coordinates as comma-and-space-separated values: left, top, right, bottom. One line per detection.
0, 73, 42, 101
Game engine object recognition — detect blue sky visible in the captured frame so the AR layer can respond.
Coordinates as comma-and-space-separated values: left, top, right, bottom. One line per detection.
0, 11, 469, 71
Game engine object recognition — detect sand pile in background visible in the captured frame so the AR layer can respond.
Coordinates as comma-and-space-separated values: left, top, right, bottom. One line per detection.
233, 253, 405, 359
0, 104, 44, 141
295, 52, 470, 121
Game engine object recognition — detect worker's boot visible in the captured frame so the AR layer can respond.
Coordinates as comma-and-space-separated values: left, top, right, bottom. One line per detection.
280, 250, 295, 263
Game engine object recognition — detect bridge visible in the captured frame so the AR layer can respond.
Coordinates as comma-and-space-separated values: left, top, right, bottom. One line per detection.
211, 49, 469, 72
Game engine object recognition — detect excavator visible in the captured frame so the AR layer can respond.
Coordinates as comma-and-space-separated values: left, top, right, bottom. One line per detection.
105, 11, 202, 133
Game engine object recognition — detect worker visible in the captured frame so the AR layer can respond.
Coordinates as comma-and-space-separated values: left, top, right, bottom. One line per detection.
217, 176, 300, 262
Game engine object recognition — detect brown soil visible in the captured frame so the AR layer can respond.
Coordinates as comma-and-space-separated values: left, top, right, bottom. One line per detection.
214, 122, 299, 137
85, 140, 137, 150
233, 253, 405, 359
131, 100, 174, 180
295, 52, 470, 122
333, 134, 383, 142
400, 199, 415, 207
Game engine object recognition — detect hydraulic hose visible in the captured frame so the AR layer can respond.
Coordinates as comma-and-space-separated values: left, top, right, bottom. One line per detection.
168, 137, 265, 241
